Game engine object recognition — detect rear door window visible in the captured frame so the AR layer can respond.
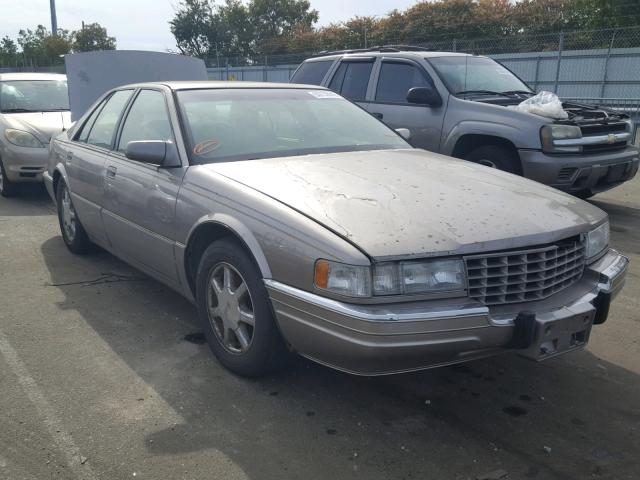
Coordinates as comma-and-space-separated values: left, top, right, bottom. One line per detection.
375, 62, 432, 104
76, 98, 108, 143
328, 61, 374, 101
291, 60, 333, 85
84, 90, 133, 149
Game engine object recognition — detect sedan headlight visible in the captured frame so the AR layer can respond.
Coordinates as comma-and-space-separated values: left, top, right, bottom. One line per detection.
4, 128, 44, 148
314, 260, 371, 297
586, 221, 610, 260
314, 258, 466, 298
375, 259, 466, 295
540, 124, 582, 153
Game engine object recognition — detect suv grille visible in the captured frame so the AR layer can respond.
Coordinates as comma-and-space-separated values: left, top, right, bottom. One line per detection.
579, 122, 627, 136
465, 240, 586, 306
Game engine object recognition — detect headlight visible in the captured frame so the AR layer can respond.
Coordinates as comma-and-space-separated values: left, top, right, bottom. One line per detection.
314, 260, 371, 297
540, 124, 582, 153
4, 129, 44, 148
314, 258, 467, 298
586, 221, 609, 260
373, 258, 466, 296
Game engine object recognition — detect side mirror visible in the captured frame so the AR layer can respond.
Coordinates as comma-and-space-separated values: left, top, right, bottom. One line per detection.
125, 140, 180, 167
395, 128, 411, 141
407, 87, 442, 108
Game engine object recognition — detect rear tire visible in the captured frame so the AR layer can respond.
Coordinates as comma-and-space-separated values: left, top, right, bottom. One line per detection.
0, 158, 19, 197
56, 180, 92, 254
196, 239, 289, 377
464, 145, 521, 175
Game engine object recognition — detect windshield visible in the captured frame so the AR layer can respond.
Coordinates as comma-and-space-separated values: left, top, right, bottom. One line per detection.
0, 80, 69, 113
428, 56, 532, 95
177, 88, 409, 164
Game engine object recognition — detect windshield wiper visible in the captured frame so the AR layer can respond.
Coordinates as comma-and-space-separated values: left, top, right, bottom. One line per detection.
455, 90, 512, 98
40, 108, 70, 112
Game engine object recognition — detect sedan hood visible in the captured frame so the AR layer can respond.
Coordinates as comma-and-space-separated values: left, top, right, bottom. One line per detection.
4, 111, 72, 143
206, 149, 606, 260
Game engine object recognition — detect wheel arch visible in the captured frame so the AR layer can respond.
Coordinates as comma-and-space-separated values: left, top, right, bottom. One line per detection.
451, 134, 519, 160
183, 215, 272, 298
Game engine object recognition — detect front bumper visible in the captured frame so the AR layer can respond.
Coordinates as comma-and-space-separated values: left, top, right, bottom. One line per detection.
266, 249, 628, 375
519, 146, 639, 194
0, 143, 49, 183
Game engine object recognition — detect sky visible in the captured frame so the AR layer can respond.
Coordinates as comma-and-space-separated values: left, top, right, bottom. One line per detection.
0, 0, 419, 52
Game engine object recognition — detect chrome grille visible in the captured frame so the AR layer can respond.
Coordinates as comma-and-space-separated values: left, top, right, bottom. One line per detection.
465, 240, 586, 306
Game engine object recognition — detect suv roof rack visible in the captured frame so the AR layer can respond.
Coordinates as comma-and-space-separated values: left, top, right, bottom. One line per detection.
312, 45, 434, 57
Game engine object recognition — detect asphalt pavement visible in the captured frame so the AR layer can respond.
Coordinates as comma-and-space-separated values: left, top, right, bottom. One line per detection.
0, 177, 639, 480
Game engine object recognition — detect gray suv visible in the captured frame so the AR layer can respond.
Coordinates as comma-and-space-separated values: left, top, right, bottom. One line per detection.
291, 47, 639, 198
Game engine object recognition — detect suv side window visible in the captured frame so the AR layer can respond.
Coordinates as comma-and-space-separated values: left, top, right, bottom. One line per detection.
117, 90, 173, 152
329, 60, 373, 101
84, 90, 133, 149
291, 60, 333, 85
375, 62, 432, 104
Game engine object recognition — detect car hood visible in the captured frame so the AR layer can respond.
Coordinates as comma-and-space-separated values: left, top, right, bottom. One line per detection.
3, 111, 72, 143
205, 149, 606, 260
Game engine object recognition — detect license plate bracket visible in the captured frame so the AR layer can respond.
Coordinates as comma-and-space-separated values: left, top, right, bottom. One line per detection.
518, 303, 596, 361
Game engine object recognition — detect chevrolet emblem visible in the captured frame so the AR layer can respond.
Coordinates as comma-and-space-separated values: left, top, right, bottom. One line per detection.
607, 133, 617, 144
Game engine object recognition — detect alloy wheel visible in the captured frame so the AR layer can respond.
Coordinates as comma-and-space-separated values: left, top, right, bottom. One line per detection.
207, 262, 255, 354
61, 186, 77, 241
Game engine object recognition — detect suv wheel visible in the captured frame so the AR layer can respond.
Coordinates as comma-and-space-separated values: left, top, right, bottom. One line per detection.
196, 239, 289, 377
0, 158, 19, 197
464, 145, 521, 175
56, 180, 92, 254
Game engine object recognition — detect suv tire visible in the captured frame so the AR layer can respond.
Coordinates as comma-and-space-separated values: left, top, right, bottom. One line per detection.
195, 239, 290, 377
464, 145, 521, 175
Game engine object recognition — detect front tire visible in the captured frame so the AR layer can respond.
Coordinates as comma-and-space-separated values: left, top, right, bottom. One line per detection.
464, 145, 521, 175
56, 180, 92, 254
0, 158, 19, 197
196, 239, 289, 377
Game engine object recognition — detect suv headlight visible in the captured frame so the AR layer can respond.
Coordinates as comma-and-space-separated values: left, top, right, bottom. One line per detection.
4, 129, 44, 148
540, 124, 582, 153
314, 258, 466, 298
586, 221, 609, 260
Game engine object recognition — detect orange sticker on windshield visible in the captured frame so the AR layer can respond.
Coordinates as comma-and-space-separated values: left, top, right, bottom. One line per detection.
193, 140, 221, 155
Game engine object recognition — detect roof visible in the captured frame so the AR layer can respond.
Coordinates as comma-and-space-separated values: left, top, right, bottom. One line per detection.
0, 72, 67, 81
306, 50, 474, 61
121, 81, 328, 91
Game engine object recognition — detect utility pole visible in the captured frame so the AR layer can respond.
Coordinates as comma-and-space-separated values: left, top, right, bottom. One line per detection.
50, 0, 58, 36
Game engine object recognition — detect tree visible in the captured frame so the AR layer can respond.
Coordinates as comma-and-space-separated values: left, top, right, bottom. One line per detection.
170, 0, 215, 57
17, 25, 72, 65
72, 22, 116, 52
0, 36, 17, 66
248, 0, 318, 53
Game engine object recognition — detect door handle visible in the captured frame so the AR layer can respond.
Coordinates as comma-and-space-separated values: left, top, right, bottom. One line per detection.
372, 112, 383, 120
106, 166, 117, 178
65, 151, 73, 161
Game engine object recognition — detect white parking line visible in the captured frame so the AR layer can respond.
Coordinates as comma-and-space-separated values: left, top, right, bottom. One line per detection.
0, 328, 98, 480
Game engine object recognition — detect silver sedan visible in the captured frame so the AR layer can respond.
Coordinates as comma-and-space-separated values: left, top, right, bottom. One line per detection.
0, 73, 71, 197
44, 82, 628, 377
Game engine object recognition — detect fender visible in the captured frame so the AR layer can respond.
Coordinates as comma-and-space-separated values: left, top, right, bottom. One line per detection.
177, 213, 273, 302
442, 120, 529, 156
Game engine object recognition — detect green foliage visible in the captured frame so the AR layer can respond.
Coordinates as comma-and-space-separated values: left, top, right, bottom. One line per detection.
171, 0, 640, 60
1, 22, 117, 66
72, 23, 117, 52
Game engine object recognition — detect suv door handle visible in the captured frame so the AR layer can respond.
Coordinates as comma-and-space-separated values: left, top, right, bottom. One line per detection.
372, 112, 383, 120
65, 151, 73, 161
106, 166, 117, 178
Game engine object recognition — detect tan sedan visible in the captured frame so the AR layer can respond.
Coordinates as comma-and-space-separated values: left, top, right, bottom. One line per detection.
45, 82, 628, 377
